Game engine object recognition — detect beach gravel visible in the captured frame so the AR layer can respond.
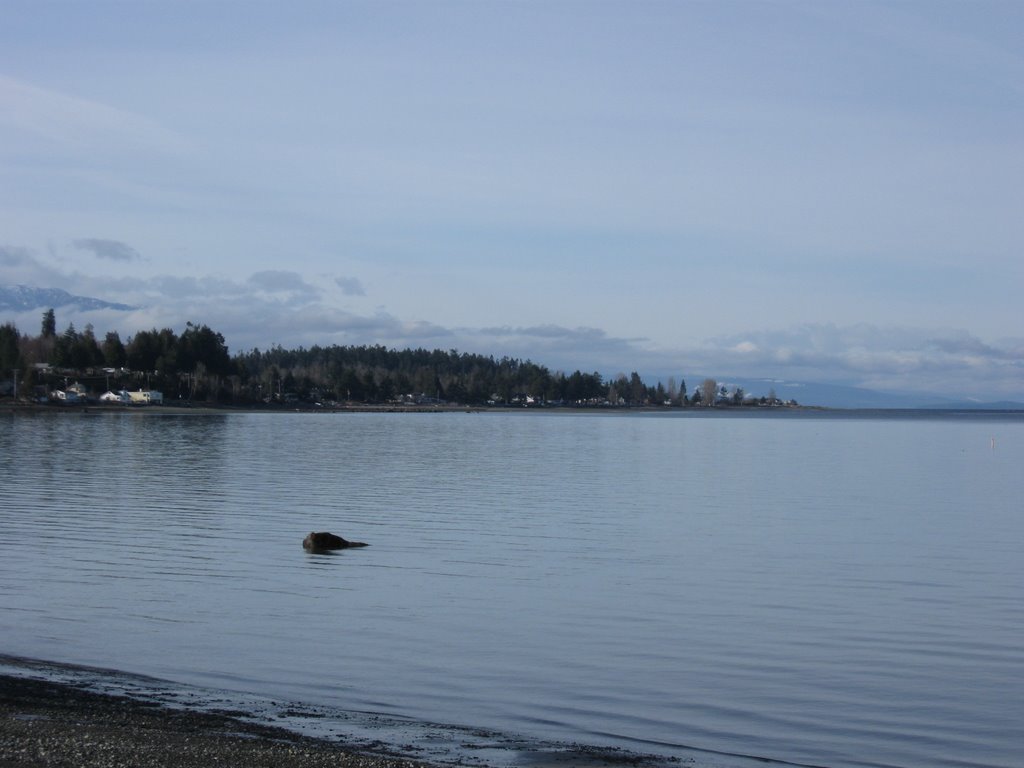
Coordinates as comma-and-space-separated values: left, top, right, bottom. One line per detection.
0, 675, 432, 768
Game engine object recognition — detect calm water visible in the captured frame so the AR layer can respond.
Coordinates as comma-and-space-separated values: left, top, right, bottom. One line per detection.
1, 409, 1022, 768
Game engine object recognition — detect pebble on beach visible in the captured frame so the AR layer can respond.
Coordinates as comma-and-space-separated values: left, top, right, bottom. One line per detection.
0, 675, 430, 768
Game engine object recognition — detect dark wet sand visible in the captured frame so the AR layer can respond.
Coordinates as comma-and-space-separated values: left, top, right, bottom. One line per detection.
0, 674, 431, 768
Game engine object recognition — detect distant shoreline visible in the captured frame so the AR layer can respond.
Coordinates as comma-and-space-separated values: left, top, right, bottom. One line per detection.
0, 401, 491, 415
4, 400, 1023, 418
3, 398, 812, 416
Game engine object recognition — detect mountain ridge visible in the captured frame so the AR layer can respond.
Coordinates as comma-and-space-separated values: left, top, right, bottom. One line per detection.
0, 284, 139, 313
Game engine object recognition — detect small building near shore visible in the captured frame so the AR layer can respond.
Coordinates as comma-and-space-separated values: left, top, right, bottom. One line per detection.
50, 389, 81, 404
128, 389, 164, 405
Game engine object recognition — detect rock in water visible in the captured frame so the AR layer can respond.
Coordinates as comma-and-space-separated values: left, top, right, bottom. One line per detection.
303, 531, 368, 552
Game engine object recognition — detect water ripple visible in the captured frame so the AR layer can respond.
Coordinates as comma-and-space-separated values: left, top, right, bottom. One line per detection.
2, 411, 1023, 768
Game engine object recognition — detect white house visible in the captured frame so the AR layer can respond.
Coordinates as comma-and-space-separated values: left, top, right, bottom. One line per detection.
128, 390, 164, 405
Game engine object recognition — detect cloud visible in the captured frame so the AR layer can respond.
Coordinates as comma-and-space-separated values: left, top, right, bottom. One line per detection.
0, 74, 187, 155
477, 324, 613, 341
335, 277, 366, 297
0, 246, 34, 268
0, 245, 66, 287
247, 270, 320, 305
688, 324, 1024, 400
731, 341, 758, 354
925, 333, 1004, 358
73, 238, 141, 262
462, 324, 653, 372
2, 244, 1021, 402
151, 274, 245, 300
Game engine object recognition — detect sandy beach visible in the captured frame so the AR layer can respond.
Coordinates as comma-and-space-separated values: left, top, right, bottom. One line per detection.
0, 674, 431, 768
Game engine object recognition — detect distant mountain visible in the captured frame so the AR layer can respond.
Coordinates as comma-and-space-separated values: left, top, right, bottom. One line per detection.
716, 377, 1024, 410
718, 377, 912, 408
0, 284, 139, 313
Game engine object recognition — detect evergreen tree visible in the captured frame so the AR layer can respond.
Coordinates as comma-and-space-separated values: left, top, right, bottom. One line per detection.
629, 372, 645, 404
41, 309, 56, 338
2, 313, 717, 409
179, 323, 231, 376
80, 324, 104, 367
0, 323, 21, 371
102, 331, 127, 367
51, 323, 79, 367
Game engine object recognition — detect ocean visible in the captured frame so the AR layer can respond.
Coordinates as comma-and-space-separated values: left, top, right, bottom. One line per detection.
1, 408, 1022, 768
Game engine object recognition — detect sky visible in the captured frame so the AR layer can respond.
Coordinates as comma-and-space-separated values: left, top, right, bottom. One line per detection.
1, 0, 1022, 401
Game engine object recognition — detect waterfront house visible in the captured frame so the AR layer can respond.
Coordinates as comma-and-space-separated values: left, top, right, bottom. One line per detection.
128, 390, 164, 405
50, 390, 81, 404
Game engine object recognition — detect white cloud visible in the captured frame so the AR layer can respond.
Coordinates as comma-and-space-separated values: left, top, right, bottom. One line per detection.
689, 324, 1024, 400
0, 74, 188, 155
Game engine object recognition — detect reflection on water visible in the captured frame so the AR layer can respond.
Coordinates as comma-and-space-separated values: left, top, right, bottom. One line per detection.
2, 409, 1023, 768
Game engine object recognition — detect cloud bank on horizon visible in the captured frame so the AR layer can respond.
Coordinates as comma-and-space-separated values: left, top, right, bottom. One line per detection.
1, 2, 1021, 401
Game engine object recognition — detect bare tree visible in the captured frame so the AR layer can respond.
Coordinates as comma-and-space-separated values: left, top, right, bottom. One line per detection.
700, 378, 718, 406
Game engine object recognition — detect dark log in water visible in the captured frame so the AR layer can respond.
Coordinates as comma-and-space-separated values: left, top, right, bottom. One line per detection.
303, 531, 369, 552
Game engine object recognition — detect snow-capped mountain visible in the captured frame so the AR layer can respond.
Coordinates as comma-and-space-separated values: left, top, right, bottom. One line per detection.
0, 285, 139, 313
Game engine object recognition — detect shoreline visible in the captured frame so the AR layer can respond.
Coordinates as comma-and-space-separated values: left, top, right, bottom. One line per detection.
6, 401, 1023, 422
0, 400, 490, 415
0, 657, 688, 768
1, 396, 817, 417
0, 673, 429, 768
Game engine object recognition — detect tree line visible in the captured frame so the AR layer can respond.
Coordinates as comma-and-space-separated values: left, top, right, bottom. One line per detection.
1, 310, 783, 407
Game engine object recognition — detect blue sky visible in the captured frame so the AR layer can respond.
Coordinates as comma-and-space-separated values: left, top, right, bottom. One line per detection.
1, 1, 1022, 400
